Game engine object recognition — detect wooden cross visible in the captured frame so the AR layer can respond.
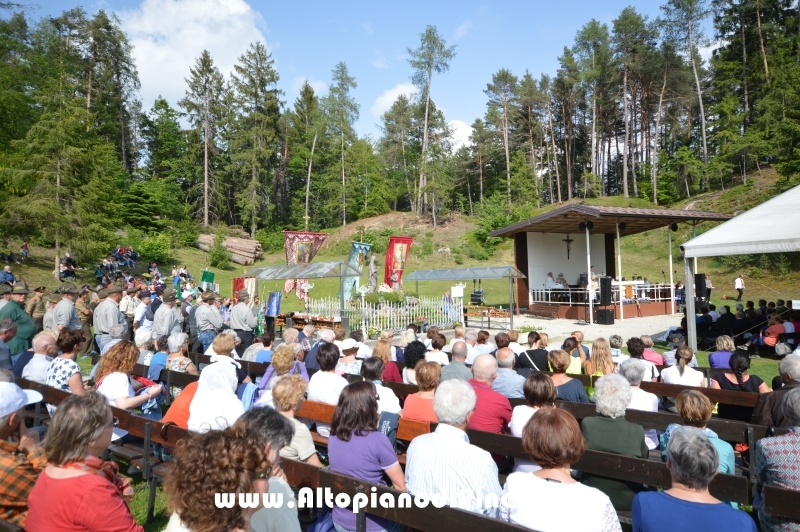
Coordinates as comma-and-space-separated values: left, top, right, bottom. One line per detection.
562, 234, 574, 260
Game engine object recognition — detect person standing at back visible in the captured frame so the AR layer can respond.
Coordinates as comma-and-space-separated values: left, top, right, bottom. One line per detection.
734, 274, 745, 302
230, 290, 257, 357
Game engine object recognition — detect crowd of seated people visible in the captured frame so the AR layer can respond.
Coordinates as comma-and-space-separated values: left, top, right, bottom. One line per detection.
10, 315, 800, 532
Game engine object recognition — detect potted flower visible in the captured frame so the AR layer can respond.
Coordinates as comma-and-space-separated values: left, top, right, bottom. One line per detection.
367, 325, 381, 340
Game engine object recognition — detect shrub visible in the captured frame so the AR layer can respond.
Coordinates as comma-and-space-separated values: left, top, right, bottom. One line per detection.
454, 253, 464, 265
173, 219, 199, 248
382, 291, 402, 304
365, 292, 380, 305
137, 233, 172, 263
255, 228, 284, 254
208, 234, 231, 269
467, 246, 490, 261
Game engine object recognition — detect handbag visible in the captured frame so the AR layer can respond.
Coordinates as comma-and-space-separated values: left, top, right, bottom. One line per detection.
775, 342, 792, 356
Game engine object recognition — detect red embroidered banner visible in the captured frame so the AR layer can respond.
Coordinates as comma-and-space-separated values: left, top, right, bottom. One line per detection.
283, 231, 328, 300
384, 236, 413, 288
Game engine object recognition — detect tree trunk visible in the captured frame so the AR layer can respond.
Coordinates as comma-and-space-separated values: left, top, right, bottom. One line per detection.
652, 67, 667, 205
562, 100, 572, 200
116, 70, 127, 171
631, 88, 638, 197
502, 97, 512, 205
741, 14, 750, 129
755, 0, 770, 81
341, 131, 346, 227
465, 168, 473, 216
622, 65, 630, 197
400, 131, 413, 212
591, 51, 597, 176
689, 22, 709, 164
546, 100, 562, 202
417, 79, 432, 217
304, 132, 316, 227
478, 149, 484, 203
203, 108, 209, 226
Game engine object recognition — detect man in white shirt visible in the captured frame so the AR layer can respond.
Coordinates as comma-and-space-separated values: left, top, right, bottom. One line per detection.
117, 290, 138, 339
463, 328, 482, 365
20, 333, 57, 384
405, 379, 503, 516
708, 304, 720, 322
306, 342, 348, 437
735, 274, 745, 301
230, 290, 257, 357
133, 291, 153, 331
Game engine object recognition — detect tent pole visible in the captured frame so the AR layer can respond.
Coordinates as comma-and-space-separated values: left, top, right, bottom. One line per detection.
509, 276, 514, 330
617, 223, 623, 322
685, 258, 697, 352
669, 229, 675, 315
692, 225, 698, 275
586, 226, 593, 325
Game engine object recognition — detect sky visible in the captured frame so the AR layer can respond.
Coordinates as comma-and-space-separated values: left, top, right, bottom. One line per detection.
28, 0, 670, 149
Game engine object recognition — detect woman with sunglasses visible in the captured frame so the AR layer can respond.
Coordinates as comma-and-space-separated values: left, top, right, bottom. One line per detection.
26, 392, 143, 531
45, 329, 89, 415
329, 381, 406, 532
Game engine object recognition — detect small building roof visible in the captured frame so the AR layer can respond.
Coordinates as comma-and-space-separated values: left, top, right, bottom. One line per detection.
489, 204, 731, 238
246, 261, 361, 280
403, 266, 525, 281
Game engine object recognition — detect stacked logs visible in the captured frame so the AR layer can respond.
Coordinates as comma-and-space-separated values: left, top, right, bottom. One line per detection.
196, 234, 263, 265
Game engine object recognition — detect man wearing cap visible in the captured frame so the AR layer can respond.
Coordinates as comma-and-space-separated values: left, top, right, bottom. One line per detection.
24, 287, 46, 332
93, 284, 128, 353
152, 289, 182, 338
118, 290, 139, 340
133, 290, 153, 332
180, 291, 194, 334
230, 290, 257, 357
195, 291, 223, 352
53, 283, 82, 332
42, 293, 60, 332
74, 289, 94, 357
0, 283, 36, 360
0, 284, 11, 312
0, 375, 46, 528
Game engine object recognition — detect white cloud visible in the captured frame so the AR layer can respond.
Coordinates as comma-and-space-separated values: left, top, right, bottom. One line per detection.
448, 119, 472, 151
291, 76, 328, 96
119, 0, 268, 113
698, 40, 727, 63
371, 55, 388, 69
370, 82, 418, 120
362, 22, 373, 35
454, 20, 473, 40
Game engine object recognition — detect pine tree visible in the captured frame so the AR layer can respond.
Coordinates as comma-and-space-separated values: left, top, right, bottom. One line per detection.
485, 69, 518, 205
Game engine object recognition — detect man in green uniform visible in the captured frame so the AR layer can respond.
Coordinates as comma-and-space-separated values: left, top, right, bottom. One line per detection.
25, 286, 46, 332
75, 288, 94, 357
0, 282, 36, 361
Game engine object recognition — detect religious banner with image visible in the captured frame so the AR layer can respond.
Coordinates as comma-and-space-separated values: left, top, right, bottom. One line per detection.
283, 231, 328, 301
341, 241, 372, 302
383, 236, 414, 291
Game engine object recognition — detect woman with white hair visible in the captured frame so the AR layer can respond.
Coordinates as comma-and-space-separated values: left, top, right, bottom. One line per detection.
187, 358, 244, 432
619, 359, 659, 450
205, 329, 241, 358
581, 374, 649, 511
756, 387, 800, 531
134, 328, 154, 365
166, 332, 197, 398
634, 426, 757, 531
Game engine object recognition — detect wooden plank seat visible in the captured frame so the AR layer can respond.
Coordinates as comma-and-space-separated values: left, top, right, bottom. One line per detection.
763, 485, 800, 522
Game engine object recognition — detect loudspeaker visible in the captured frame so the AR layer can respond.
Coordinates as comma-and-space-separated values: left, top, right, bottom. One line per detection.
579, 274, 588, 288
599, 277, 612, 306
596, 309, 615, 325
695, 273, 707, 298
695, 298, 709, 313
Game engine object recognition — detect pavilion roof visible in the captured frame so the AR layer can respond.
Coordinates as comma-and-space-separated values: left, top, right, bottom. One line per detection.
489, 204, 731, 238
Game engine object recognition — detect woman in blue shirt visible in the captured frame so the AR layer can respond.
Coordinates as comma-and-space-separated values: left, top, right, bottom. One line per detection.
634, 426, 756, 532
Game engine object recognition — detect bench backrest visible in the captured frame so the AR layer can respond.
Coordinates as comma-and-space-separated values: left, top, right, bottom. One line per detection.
763, 485, 800, 521
189, 352, 268, 376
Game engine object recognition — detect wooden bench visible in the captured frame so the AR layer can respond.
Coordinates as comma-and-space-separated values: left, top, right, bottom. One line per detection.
763, 485, 800, 522
189, 352, 268, 377
281, 462, 531, 532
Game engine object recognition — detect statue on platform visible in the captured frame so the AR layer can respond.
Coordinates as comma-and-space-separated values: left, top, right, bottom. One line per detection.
367, 254, 378, 293
390, 269, 401, 292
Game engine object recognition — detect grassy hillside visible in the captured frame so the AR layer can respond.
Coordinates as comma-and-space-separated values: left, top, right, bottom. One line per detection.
9, 168, 797, 313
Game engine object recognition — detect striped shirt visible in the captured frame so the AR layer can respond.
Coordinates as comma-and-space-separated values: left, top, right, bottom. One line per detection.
405, 423, 502, 516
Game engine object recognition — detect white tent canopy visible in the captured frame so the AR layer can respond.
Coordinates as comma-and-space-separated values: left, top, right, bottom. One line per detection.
682, 185, 800, 258
681, 185, 800, 351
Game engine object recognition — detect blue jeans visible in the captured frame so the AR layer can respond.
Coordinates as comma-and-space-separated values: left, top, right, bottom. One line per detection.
199, 330, 217, 352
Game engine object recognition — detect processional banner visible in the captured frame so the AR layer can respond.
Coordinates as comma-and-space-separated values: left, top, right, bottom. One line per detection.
341, 241, 372, 302
384, 236, 413, 289
283, 231, 328, 301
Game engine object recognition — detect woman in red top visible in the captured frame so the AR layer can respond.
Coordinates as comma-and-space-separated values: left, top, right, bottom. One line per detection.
27, 392, 143, 532
401, 361, 440, 423
373, 340, 402, 383
763, 315, 786, 347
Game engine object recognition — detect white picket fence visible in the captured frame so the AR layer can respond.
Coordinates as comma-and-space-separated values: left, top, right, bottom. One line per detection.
306, 296, 463, 334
